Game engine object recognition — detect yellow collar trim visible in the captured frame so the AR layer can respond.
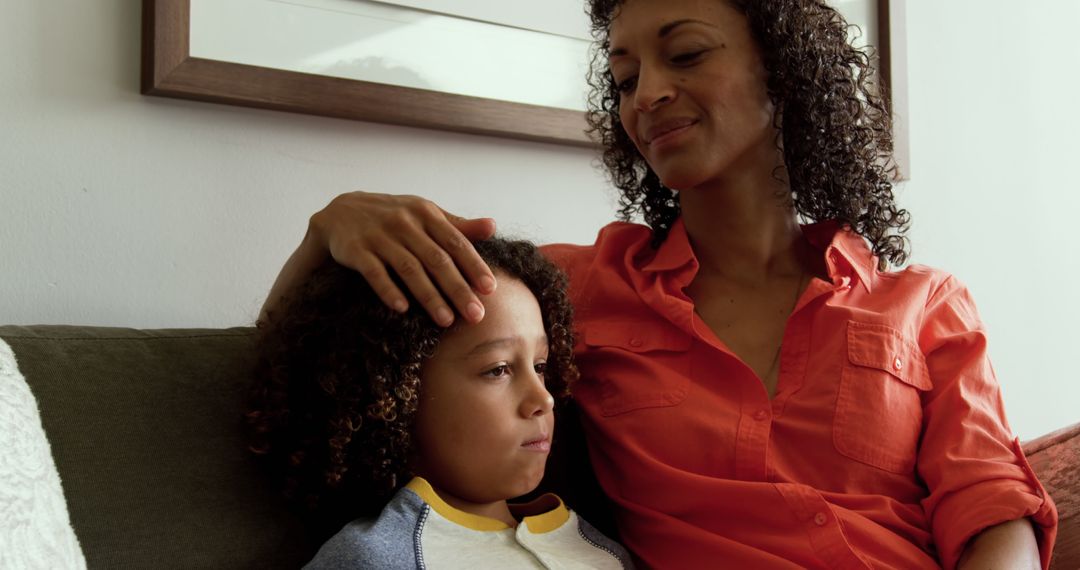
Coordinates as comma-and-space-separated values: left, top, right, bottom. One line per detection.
404, 477, 571, 534
518, 495, 570, 534
405, 477, 510, 531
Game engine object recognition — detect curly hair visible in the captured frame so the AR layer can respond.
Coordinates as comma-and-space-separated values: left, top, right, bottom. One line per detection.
246, 238, 577, 531
585, 0, 911, 265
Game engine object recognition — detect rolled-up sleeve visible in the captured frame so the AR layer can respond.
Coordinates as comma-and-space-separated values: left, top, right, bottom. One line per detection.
917, 276, 1057, 570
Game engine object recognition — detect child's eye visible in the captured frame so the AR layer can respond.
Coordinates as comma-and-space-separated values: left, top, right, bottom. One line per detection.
534, 362, 548, 376
483, 364, 511, 378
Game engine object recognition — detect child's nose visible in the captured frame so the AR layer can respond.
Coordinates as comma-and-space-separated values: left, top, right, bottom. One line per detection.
520, 374, 555, 418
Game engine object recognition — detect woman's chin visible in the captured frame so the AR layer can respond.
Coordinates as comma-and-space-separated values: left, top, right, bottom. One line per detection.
656, 170, 702, 193
648, 157, 713, 192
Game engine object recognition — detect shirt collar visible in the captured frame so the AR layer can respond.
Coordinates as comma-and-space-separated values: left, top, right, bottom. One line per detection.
639, 217, 877, 292
639, 217, 697, 274
511, 495, 570, 534
802, 220, 877, 293
404, 476, 570, 534
406, 476, 511, 531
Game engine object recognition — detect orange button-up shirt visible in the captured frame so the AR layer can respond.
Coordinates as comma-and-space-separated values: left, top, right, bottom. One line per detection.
542, 219, 1057, 569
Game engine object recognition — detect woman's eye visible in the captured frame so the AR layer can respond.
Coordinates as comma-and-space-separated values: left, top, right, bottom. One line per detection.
484, 364, 510, 378
615, 76, 638, 94
671, 50, 706, 64
534, 362, 548, 376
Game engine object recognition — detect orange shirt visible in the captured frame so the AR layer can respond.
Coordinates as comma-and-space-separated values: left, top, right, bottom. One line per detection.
542, 219, 1057, 569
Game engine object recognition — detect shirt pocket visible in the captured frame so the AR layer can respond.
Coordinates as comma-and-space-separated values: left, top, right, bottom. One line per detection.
833, 320, 932, 473
581, 322, 692, 417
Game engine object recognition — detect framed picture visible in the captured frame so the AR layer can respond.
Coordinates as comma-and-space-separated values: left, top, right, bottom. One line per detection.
142, 0, 594, 146
142, 0, 907, 175
832, 0, 910, 179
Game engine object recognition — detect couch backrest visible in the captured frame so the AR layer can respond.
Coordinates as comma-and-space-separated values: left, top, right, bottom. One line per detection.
0, 325, 314, 569
3, 324, 1076, 568
1023, 422, 1080, 570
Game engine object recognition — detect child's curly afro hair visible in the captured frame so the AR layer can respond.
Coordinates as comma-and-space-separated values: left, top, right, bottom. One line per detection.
246, 237, 577, 534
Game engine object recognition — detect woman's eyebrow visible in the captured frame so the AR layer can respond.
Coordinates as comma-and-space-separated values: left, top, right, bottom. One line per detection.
659, 18, 717, 38
610, 19, 718, 57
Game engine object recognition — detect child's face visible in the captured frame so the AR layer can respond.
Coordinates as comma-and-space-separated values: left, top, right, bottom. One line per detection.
412, 275, 555, 507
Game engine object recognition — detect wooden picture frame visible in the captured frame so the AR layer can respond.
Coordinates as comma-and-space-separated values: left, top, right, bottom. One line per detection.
141, 0, 908, 175
141, 0, 592, 146
876, 0, 910, 179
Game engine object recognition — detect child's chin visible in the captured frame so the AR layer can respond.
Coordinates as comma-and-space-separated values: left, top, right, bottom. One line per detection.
509, 469, 545, 497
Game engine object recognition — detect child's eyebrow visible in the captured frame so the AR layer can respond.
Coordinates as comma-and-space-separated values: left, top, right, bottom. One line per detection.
464, 335, 549, 357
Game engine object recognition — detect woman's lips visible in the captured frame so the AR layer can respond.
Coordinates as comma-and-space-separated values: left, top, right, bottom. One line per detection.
644, 118, 698, 147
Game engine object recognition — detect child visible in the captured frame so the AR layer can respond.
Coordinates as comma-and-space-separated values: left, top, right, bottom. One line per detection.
248, 238, 633, 569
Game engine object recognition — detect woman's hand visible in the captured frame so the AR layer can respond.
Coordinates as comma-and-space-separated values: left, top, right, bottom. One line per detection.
260, 192, 497, 327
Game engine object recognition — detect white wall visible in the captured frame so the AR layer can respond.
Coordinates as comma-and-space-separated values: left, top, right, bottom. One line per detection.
1, 0, 1076, 439
0, 0, 615, 328
901, 1, 1080, 440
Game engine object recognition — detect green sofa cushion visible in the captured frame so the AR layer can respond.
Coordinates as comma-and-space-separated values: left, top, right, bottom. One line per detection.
0, 325, 314, 569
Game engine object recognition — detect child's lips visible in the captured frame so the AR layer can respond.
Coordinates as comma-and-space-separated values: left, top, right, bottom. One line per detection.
521, 436, 551, 452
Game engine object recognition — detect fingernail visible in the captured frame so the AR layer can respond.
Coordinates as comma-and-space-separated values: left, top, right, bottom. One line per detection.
479, 276, 496, 293
466, 301, 484, 322
436, 307, 454, 326
392, 299, 408, 313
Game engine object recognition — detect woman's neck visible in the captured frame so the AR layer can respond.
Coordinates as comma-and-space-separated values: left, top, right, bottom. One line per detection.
679, 164, 807, 284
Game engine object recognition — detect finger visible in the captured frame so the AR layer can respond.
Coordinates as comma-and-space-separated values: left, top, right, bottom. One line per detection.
450, 216, 497, 241
326, 230, 412, 313
346, 249, 410, 314
436, 214, 498, 296
377, 240, 456, 327
400, 229, 486, 324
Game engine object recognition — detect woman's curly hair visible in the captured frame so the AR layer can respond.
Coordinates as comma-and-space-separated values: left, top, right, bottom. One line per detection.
246, 237, 577, 532
585, 0, 911, 265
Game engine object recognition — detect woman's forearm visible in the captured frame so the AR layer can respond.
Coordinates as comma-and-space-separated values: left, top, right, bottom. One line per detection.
258, 221, 329, 325
956, 517, 1040, 570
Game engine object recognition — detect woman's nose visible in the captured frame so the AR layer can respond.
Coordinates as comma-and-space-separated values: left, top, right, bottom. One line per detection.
634, 66, 676, 113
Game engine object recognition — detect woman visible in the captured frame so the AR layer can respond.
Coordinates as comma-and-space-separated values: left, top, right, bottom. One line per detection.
261, 0, 1057, 567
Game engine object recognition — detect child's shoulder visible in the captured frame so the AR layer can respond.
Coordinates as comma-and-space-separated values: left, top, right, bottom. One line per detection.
573, 512, 635, 568
302, 487, 425, 569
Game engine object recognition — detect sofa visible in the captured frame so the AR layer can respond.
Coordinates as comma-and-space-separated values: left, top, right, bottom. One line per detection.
1, 324, 1076, 569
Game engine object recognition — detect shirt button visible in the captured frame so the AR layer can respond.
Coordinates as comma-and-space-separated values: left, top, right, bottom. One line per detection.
628, 338, 644, 348
814, 512, 828, 526
753, 409, 769, 421
893, 357, 903, 371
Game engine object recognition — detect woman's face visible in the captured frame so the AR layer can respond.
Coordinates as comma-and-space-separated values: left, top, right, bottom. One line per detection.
411, 274, 555, 511
609, 0, 778, 191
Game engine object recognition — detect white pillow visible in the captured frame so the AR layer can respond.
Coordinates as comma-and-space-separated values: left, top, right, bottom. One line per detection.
0, 338, 87, 570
